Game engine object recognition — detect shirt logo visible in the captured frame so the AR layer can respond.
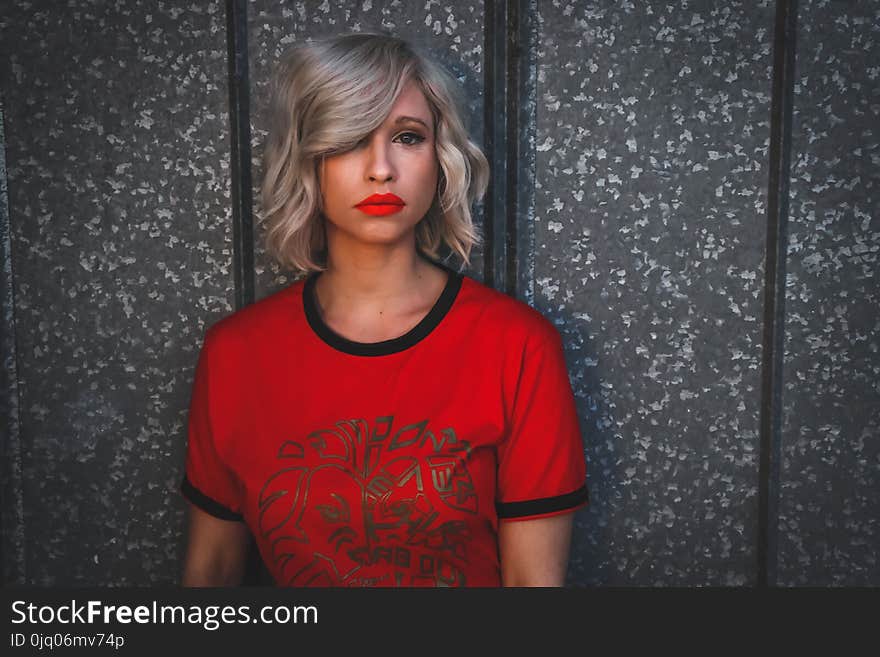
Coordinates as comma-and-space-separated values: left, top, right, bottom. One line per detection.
256, 415, 477, 586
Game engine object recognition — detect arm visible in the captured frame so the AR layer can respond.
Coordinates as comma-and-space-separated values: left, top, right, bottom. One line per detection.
498, 512, 575, 587
181, 504, 251, 586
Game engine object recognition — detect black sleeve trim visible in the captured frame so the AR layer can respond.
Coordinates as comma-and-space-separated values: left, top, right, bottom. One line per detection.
181, 475, 243, 522
496, 484, 589, 519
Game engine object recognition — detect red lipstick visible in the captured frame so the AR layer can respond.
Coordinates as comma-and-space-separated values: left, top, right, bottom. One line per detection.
355, 193, 405, 216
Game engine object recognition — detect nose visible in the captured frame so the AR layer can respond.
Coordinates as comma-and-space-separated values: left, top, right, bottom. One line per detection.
363, 135, 396, 183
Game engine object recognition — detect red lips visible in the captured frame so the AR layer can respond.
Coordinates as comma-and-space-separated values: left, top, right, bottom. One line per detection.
355, 193, 405, 216
355, 192, 405, 207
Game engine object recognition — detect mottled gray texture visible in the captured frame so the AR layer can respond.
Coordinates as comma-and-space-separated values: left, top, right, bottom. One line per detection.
516, 0, 539, 306
536, 2, 774, 585
1, 103, 27, 585
1, 2, 232, 584
778, 0, 880, 586
247, 0, 487, 298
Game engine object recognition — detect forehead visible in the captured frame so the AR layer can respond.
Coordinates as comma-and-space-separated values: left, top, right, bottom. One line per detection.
384, 80, 433, 125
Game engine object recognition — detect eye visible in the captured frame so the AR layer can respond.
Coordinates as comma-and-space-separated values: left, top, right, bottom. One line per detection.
395, 131, 425, 146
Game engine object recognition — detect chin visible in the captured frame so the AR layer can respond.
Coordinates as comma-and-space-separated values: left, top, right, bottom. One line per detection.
343, 220, 420, 242
357, 231, 417, 247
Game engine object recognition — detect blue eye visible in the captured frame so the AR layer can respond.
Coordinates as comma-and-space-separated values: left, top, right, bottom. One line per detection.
347, 132, 425, 151
396, 132, 425, 146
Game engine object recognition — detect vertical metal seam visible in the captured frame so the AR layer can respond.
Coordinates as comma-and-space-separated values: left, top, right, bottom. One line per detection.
504, 1, 520, 297
0, 102, 27, 585
483, 1, 524, 296
226, 0, 255, 310
482, 2, 500, 288
225, 0, 267, 585
758, 0, 798, 588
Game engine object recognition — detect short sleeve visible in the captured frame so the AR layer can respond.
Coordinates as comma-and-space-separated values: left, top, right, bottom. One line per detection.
496, 328, 589, 521
180, 328, 244, 522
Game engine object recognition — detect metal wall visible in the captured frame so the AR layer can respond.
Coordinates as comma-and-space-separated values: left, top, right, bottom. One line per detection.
777, 0, 879, 586
1, 0, 876, 586
1, 2, 233, 585
537, 1, 774, 586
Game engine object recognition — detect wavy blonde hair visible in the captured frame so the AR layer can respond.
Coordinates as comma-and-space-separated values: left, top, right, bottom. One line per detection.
260, 32, 490, 274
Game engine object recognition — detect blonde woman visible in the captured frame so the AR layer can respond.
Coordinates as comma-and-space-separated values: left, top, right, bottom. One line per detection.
180, 33, 588, 587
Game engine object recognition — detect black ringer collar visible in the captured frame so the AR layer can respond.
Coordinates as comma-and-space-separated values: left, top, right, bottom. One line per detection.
303, 259, 463, 357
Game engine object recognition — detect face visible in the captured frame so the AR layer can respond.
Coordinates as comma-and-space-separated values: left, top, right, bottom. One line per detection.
318, 80, 439, 249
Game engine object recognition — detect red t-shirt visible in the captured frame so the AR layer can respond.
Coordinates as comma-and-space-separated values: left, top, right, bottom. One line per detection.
181, 261, 588, 587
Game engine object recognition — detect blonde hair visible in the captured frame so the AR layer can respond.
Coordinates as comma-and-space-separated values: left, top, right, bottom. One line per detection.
259, 32, 490, 274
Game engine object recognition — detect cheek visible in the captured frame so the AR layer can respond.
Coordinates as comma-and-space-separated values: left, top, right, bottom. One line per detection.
417, 155, 439, 189
321, 163, 352, 205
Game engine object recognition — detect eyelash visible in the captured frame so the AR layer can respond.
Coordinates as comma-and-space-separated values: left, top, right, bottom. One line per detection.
396, 131, 425, 146
355, 132, 425, 148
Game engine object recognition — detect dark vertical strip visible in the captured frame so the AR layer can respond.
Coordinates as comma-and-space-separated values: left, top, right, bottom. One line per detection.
0, 103, 27, 584
226, 0, 255, 310
483, 1, 501, 289
503, 2, 521, 297
484, 1, 520, 295
758, 0, 798, 588
226, 0, 268, 585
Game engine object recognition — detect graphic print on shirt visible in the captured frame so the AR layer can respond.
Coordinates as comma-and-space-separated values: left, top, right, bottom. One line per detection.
257, 415, 477, 587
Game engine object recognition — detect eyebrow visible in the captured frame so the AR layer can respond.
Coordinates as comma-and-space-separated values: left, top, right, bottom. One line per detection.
393, 115, 431, 130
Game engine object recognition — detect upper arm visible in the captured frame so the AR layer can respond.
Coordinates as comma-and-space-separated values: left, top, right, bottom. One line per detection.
497, 512, 575, 587
495, 327, 587, 587
181, 327, 250, 586
181, 503, 251, 587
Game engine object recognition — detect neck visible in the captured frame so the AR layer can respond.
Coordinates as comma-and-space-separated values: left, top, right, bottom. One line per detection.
316, 230, 439, 312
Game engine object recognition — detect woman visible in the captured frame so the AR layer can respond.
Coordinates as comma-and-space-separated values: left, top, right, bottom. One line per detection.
180, 33, 588, 587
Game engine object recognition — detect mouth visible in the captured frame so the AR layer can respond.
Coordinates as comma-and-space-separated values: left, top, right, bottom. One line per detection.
356, 204, 405, 216
355, 193, 405, 208
355, 193, 405, 216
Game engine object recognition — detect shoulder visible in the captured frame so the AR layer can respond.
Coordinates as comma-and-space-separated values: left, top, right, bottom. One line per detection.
457, 274, 561, 351
203, 278, 306, 350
